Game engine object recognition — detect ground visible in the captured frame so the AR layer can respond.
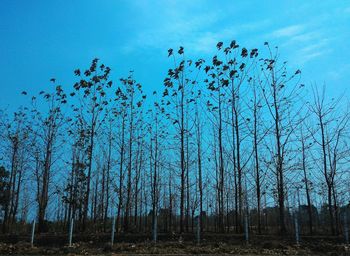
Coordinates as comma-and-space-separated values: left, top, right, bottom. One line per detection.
0, 233, 349, 255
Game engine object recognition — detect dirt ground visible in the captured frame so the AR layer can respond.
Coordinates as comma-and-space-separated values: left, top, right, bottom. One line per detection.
0, 233, 349, 255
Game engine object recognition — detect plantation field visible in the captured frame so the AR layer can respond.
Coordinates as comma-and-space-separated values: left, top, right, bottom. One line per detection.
0, 233, 348, 255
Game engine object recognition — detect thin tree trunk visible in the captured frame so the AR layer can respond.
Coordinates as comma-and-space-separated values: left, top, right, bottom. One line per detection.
301, 132, 313, 235
195, 106, 203, 233
116, 116, 126, 233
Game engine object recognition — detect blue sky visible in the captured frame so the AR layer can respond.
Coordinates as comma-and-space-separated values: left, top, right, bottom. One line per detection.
1, 0, 350, 110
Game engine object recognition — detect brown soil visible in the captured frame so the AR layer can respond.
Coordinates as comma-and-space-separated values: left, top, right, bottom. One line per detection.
0, 233, 348, 255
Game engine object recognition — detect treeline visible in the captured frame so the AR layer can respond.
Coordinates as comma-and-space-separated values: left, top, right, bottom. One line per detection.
0, 41, 349, 237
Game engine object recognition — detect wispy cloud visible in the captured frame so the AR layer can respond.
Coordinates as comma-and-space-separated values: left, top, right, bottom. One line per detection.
289, 31, 323, 43
123, 4, 221, 53
121, 0, 337, 69
299, 50, 327, 64
271, 25, 305, 38
269, 22, 332, 66
327, 64, 350, 81
299, 39, 330, 54
121, 1, 271, 55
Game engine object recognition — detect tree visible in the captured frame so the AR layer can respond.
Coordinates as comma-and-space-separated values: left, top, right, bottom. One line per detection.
29, 82, 67, 232
164, 47, 202, 233
260, 43, 303, 234
308, 85, 349, 235
0, 109, 29, 232
0, 166, 10, 232
72, 59, 112, 230
194, 92, 204, 232
119, 72, 145, 232
298, 123, 314, 234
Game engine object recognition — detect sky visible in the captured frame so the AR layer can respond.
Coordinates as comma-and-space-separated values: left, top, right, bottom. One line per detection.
1, 0, 350, 111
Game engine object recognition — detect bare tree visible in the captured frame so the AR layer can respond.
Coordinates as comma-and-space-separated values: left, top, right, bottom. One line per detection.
0, 109, 29, 232
260, 43, 303, 234
72, 59, 112, 230
30, 83, 67, 232
164, 47, 202, 233
309, 85, 349, 234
